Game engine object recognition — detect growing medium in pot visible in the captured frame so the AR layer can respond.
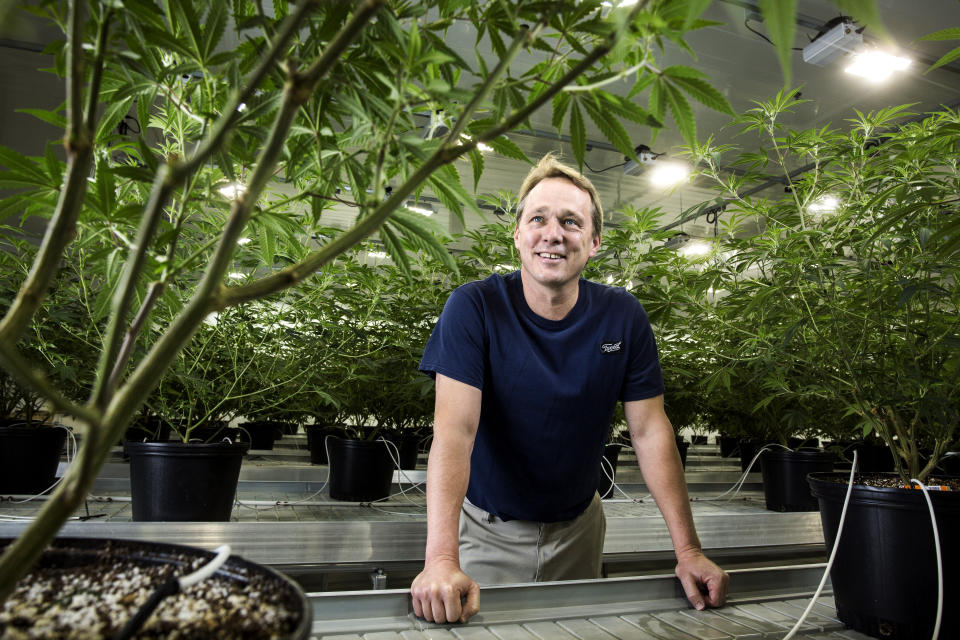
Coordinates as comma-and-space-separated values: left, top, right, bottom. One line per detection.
0, 538, 311, 639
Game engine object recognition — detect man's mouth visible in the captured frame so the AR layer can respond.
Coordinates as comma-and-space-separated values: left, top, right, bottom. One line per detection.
536, 252, 565, 260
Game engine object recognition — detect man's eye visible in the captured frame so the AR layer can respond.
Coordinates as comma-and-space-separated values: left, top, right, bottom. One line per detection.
564, 219, 579, 226
531, 215, 543, 223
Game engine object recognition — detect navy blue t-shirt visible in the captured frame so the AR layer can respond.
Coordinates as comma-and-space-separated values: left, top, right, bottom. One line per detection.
419, 271, 664, 522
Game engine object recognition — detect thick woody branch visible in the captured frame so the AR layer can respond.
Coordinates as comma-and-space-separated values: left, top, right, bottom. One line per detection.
219, 5, 637, 308
99, 0, 384, 450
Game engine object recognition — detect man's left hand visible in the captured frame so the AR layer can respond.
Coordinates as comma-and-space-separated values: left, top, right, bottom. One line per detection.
675, 550, 729, 610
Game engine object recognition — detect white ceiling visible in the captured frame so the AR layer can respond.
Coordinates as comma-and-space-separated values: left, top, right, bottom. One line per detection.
436, 0, 960, 244
2, 0, 959, 251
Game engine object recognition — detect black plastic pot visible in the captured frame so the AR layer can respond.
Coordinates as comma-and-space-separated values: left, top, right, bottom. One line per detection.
0, 537, 311, 638
390, 432, 420, 470
305, 425, 346, 465
0, 425, 67, 495
239, 420, 282, 450
327, 437, 395, 501
809, 473, 959, 640
690, 435, 708, 445
760, 449, 834, 512
598, 443, 622, 499
738, 438, 764, 472
125, 441, 248, 521
718, 435, 739, 458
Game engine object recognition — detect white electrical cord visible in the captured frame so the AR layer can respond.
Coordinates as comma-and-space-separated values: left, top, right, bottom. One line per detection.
908, 478, 943, 640
782, 450, 859, 640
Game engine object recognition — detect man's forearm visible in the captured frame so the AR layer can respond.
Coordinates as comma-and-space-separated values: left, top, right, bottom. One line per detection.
631, 427, 703, 557
423, 430, 473, 566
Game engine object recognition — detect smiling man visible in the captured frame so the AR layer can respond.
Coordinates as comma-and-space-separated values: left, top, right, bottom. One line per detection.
410, 153, 728, 624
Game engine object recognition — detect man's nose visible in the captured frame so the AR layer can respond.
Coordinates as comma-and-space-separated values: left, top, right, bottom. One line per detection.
543, 217, 564, 241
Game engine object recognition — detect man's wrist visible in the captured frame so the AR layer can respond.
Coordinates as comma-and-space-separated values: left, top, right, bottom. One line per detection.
674, 543, 704, 562
424, 551, 460, 569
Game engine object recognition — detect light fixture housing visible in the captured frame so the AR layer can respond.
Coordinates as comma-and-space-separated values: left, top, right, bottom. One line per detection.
622, 145, 659, 176
802, 19, 862, 66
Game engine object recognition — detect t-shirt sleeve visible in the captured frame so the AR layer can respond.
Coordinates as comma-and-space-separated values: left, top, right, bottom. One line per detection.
620, 298, 665, 402
418, 285, 486, 390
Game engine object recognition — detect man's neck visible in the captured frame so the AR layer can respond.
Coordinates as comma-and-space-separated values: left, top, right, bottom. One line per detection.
518, 270, 580, 321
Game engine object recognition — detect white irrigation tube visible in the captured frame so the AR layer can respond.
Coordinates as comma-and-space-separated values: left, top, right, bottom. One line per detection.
236, 435, 428, 514
782, 451, 858, 640
908, 478, 943, 640
115, 545, 232, 640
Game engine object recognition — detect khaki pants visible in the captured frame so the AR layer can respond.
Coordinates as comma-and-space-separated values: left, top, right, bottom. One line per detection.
459, 493, 606, 585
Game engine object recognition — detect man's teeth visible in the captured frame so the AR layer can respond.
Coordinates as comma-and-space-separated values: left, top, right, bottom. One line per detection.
538, 252, 563, 259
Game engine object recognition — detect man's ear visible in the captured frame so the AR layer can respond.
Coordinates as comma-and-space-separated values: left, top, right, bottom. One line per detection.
588, 232, 601, 258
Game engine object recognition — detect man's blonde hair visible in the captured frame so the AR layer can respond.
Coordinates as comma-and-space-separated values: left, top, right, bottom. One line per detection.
515, 153, 603, 238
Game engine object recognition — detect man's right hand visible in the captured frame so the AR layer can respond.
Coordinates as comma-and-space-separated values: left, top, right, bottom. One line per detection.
410, 559, 480, 624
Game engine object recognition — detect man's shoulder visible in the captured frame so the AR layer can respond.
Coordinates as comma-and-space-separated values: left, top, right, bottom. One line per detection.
453, 272, 514, 300
582, 278, 643, 309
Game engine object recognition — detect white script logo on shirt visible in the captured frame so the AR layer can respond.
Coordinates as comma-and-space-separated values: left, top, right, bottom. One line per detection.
600, 341, 622, 354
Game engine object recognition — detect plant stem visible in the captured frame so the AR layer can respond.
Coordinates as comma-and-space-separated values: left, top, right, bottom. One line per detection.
222, 2, 640, 307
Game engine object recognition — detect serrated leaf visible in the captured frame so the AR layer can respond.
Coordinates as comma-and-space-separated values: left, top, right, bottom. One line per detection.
388, 208, 458, 274
485, 135, 529, 164
0, 146, 48, 186
649, 78, 665, 121
758, 0, 796, 87
552, 90, 570, 131
95, 156, 115, 218
669, 76, 734, 115
582, 96, 637, 162
661, 65, 708, 80
664, 84, 697, 146
602, 92, 662, 128
920, 27, 960, 41
202, 2, 228, 62
380, 224, 412, 277
15, 108, 66, 129
95, 96, 134, 143
44, 144, 62, 186
258, 218, 276, 267
684, 0, 712, 27
136, 90, 154, 135
925, 45, 960, 73
569, 101, 586, 169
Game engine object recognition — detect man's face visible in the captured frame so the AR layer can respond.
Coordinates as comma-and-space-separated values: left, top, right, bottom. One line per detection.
513, 177, 601, 291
